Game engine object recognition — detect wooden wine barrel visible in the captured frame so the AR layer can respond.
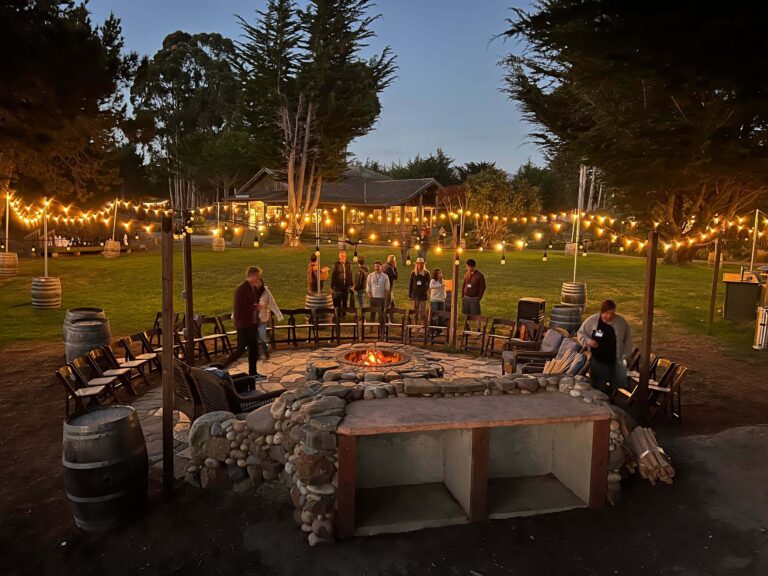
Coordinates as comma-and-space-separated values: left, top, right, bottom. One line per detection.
63, 307, 107, 341
305, 293, 333, 309
212, 237, 225, 252
550, 305, 582, 335
561, 281, 587, 311
0, 252, 19, 278
63, 405, 148, 532
65, 317, 112, 362
305, 293, 334, 320
103, 239, 121, 259
31, 276, 62, 310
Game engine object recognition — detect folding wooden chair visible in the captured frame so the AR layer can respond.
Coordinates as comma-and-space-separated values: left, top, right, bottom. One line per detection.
91, 346, 150, 389
404, 309, 428, 345
459, 315, 488, 355
56, 365, 116, 417
383, 307, 407, 343
425, 310, 451, 347
71, 355, 136, 396
337, 308, 360, 343
484, 317, 517, 357
194, 314, 233, 357
292, 309, 316, 346
312, 307, 338, 345
121, 332, 161, 372
648, 364, 686, 423
360, 306, 384, 341
151, 311, 180, 345
616, 358, 676, 405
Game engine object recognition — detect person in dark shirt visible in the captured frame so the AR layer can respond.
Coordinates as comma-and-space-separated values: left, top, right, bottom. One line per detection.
382, 254, 398, 308
330, 251, 353, 310
230, 266, 266, 382
461, 258, 486, 315
577, 299, 632, 395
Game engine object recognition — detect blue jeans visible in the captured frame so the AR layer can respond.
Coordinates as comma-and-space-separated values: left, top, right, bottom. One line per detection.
356, 289, 365, 309
258, 322, 267, 345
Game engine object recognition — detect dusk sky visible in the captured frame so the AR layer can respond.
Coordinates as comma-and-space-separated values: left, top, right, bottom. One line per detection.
89, 0, 542, 172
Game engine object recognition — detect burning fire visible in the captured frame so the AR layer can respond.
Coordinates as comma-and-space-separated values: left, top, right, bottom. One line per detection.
362, 347, 387, 366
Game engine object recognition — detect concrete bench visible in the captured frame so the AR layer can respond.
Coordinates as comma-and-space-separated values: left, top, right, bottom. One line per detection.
336, 394, 611, 537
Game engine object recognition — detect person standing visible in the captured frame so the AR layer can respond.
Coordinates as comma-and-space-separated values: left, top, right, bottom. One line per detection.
382, 254, 398, 308
461, 258, 486, 316
366, 260, 390, 320
353, 256, 369, 309
577, 299, 632, 395
408, 257, 431, 318
256, 274, 283, 361
232, 266, 266, 382
307, 254, 321, 293
331, 250, 353, 310
429, 268, 446, 331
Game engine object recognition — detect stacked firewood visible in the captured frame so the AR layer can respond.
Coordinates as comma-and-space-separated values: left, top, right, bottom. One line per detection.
542, 349, 579, 374
627, 427, 676, 485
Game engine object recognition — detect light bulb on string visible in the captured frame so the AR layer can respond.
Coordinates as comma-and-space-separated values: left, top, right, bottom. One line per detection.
542, 249, 548, 262
405, 252, 412, 266
353, 246, 359, 263
501, 251, 506, 265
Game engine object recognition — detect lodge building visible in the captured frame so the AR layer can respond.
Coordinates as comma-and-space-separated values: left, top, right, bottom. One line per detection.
222, 165, 443, 232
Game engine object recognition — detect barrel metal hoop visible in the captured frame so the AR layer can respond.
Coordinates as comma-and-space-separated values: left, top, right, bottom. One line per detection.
66, 489, 131, 503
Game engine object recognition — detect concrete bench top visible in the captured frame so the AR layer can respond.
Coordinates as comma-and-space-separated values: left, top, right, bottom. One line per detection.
337, 394, 612, 436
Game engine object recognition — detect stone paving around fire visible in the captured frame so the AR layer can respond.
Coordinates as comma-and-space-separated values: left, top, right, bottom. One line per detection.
132, 346, 504, 478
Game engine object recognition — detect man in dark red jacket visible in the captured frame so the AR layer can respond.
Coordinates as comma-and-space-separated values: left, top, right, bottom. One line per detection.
231, 266, 266, 382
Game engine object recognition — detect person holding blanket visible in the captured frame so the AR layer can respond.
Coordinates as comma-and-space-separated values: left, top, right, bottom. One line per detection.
577, 299, 632, 395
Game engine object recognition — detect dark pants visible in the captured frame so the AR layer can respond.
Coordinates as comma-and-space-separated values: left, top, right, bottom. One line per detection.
589, 358, 627, 396
333, 288, 350, 310
370, 297, 385, 321
236, 326, 259, 380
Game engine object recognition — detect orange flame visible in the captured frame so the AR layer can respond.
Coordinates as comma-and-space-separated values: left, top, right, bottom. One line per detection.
362, 348, 387, 366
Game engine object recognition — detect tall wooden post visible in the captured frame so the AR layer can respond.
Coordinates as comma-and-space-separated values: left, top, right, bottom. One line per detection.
4, 191, 9, 253
636, 230, 658, 422
161, 213, 175, 496
749, 208, 760, 272
708, 234, 723, 325
43, 197, 48, 277
182, 211, 195, 363
449, 211, 464, 347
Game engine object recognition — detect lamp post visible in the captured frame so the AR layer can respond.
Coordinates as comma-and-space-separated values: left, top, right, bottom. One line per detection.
341, 204, 346, 249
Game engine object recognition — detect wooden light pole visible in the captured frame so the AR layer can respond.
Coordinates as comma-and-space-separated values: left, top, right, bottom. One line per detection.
161, 213, 175, 496
4, 191, 9, 253
43, 197, 49, 277
182, 211, 195, 363
708, 232, 723, 325
636, 230, 659, 422
449, 210, 465, 347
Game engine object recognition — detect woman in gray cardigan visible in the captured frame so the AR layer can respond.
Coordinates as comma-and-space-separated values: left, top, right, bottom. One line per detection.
576, 299, 632, 395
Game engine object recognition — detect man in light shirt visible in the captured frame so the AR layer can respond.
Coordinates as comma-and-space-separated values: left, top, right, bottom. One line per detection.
366, 260, 390, 321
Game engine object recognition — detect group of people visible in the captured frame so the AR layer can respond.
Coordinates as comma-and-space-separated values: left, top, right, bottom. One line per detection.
230, 256, 633, 400
323, 250, 488, 321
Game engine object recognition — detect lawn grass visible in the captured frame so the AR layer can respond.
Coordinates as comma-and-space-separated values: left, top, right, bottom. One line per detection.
0, 244, 762, 359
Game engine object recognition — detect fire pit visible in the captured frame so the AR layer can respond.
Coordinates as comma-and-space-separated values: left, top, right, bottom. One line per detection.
305, 343, 443, 382
343, 345, 404, 367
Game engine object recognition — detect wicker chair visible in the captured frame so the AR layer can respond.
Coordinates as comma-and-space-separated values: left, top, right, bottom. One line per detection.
189, 366, 283, 415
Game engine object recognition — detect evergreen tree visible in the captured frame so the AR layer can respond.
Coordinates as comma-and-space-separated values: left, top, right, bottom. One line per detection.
237, 0, 396, 245
501, 0, 768, 260
0, 1, 136, 203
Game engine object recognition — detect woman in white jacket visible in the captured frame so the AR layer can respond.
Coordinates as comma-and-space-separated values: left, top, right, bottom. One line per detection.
257, 283, 283, 360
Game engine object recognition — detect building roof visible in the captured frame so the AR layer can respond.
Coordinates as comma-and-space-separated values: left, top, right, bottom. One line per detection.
224, 166, 441, 208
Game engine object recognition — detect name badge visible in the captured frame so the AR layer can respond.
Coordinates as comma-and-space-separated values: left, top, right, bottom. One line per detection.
595, 329, 604, 338
417, 281, 422, 286
467, 283, 472, 288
